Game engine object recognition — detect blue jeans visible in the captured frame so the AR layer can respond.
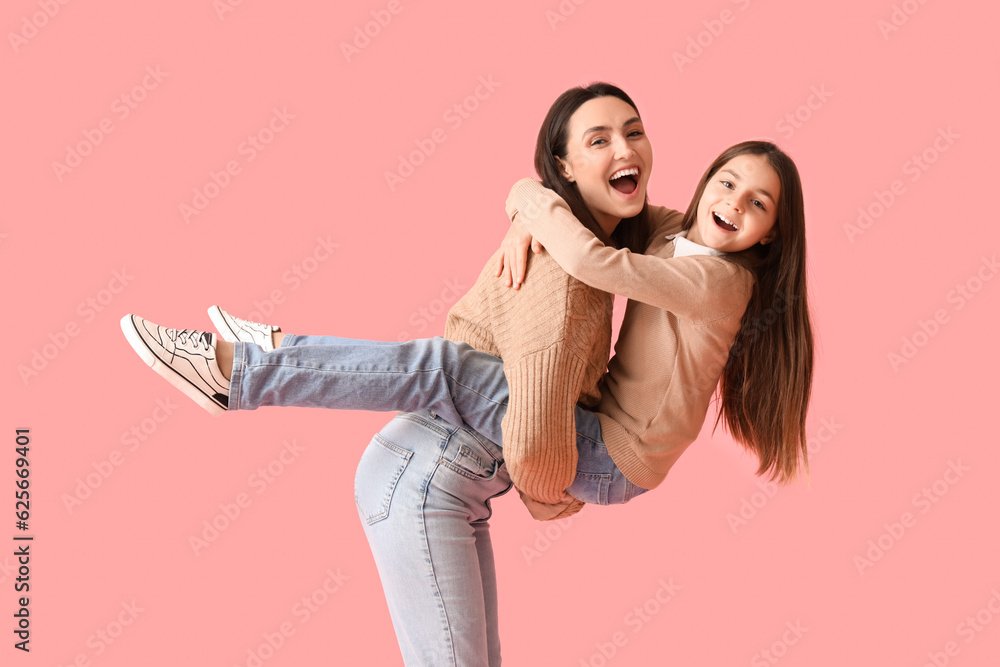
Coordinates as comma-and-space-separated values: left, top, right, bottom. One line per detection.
228, 335, 648, 665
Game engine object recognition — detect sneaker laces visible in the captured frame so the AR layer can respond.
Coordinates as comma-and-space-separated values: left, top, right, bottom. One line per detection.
234, 314, 273, 331
168, 328, 213, 352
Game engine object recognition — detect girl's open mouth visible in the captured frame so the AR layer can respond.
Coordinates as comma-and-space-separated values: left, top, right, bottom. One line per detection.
713, 212, 738, 232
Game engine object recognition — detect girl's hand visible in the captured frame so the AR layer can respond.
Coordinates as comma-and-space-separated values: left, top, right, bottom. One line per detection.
516, 488, 583, 521
495, 215, 544, 290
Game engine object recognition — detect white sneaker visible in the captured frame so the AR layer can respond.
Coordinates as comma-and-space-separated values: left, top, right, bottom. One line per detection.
120, 314, 230, 416
207, 305, 281, 352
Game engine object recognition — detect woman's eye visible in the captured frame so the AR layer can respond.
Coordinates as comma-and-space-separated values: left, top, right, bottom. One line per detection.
628, 130, 644, 137
590, 138, 607, 146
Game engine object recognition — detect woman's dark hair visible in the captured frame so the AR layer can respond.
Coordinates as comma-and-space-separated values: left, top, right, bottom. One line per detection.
534, 82, 652, 252
681, 140, 814, 484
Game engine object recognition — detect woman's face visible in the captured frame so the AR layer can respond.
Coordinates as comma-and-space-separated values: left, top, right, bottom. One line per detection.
557, 96, 653, 236
687, 153, 780, 252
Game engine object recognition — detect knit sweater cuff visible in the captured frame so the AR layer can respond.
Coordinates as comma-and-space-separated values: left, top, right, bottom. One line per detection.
501, 346, 587, 505
505, 178, 550, 223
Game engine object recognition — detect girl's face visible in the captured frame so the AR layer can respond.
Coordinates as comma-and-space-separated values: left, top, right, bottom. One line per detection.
687, 154, 779, 252
557, 96, 653, 236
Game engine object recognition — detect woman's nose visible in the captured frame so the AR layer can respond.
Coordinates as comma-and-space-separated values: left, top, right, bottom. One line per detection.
613, 136, 635, 158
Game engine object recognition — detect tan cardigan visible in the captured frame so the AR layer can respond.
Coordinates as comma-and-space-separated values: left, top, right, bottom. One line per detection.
506, 179, 755, 490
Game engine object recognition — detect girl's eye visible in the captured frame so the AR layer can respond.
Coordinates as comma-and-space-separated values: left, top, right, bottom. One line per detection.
752, 199, 765, 210
721, 180, 734, 189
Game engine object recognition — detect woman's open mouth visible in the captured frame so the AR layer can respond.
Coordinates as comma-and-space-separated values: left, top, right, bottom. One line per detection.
712, 211, 739, 232
609, 167, 640, 197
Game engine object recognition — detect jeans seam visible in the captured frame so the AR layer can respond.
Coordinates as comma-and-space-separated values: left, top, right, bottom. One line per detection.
239, 359, 510, 413
418, 434, 459, 667
398, 411, 453, 438
230, 342, 245, 409
449, 375, 508, 410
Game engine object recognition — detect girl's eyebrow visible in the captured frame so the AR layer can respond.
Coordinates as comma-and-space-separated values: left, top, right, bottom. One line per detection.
721, 168, 776, 204
582, 117, 642, 138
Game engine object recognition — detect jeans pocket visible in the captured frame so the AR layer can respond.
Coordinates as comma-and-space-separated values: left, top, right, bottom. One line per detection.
355, 434, 413, 526
439, 442, 500, 481
566, 472, 612, 505
623, 478, 650, 504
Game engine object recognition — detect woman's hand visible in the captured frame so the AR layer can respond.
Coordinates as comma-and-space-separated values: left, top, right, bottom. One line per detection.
495, 215, 544, 290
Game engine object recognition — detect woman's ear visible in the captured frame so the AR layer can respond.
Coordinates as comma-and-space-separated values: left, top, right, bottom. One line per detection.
555, 156, 575, 182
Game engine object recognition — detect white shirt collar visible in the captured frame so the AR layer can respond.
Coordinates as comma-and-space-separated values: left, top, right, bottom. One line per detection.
666, 229, 725, 258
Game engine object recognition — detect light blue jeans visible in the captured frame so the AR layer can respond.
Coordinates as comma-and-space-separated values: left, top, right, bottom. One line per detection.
228, 335, 648, 666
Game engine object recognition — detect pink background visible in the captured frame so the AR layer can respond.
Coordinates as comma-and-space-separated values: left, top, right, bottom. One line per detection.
3, 0, 998, 665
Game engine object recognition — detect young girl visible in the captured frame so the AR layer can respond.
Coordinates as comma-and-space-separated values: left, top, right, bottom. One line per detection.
122, 103, 814, 663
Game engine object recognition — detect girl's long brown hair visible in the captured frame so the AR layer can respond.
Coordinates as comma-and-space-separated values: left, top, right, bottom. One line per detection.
681, 141, 814, 484
534, 82, 651, 253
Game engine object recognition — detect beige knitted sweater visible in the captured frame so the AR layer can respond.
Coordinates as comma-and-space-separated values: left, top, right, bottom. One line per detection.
443, 247, 613, 508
